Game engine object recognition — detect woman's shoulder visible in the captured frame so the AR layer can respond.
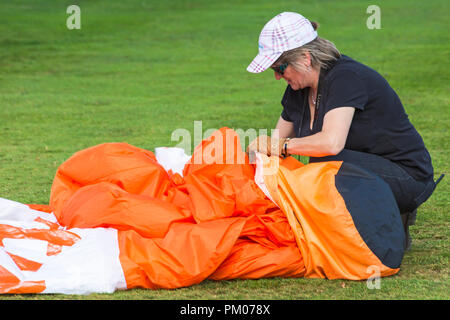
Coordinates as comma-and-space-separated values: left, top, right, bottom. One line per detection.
325, 54, 387, 86
328, 55, 365, 76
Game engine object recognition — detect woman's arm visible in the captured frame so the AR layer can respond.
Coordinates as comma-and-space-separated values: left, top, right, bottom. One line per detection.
275, 116, 295, 138
287, 107, 355, 157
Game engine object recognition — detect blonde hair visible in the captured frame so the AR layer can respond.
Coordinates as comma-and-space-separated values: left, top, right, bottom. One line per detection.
273, 22, 341, 71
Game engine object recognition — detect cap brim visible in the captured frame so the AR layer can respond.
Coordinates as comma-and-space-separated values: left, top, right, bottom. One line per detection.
246, 52, 283, 73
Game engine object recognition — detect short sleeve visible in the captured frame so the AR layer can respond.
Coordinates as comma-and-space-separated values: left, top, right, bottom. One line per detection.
324, 70, 368, 112
281, 109, 292, 122
280, 85, 293, 121
280, 85, 306, 122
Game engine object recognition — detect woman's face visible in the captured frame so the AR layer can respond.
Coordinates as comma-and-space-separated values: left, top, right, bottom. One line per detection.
273, 55, 318, 91
273, 65, 310, 90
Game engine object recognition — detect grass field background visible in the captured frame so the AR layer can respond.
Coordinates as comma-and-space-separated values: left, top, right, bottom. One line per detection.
0, 0, 448, 299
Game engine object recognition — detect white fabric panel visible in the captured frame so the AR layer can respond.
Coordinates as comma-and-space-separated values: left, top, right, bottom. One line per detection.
155, 147, 191, 177
0, 197, 57, 224
28, 228, 127, 295
0, 197, 39, 221
0, 198, 127, 294
254, 153, 277, 206
0, 219, 50, 230
3, 238, 49, 264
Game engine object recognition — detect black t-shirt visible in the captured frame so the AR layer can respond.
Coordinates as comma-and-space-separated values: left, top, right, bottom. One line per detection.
281, 55, 433, 182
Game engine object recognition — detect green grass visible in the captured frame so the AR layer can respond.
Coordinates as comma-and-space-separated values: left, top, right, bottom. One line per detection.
0, 0, 448, 300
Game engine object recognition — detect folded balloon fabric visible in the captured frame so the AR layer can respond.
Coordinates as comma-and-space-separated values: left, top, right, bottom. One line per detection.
0, 128, 404, 294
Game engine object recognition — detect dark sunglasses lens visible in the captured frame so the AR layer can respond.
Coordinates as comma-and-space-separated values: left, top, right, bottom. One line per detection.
279, 63, 288, 73
272, 63, 287, 75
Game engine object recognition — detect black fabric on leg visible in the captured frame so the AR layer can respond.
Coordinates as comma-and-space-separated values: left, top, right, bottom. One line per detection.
310, 149, 434, 214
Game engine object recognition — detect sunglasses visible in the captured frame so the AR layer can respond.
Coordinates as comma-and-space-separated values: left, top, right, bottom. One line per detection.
271, 62, 289, 75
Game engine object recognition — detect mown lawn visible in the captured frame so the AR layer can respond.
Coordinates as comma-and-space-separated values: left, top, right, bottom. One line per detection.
0, 0, 448, 300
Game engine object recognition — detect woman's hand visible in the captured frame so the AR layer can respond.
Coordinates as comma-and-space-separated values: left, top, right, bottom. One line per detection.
247, 135, 271, 155
247, 135, 287, 157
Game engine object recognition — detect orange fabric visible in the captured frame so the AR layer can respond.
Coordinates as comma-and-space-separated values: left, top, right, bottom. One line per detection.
261, 155, 399, 279
27, 204, 53, 213
46, 242, 63, 256
0, 224, 80, 247
7, 253, 42, 272
183, 128, 269, 223
118, 218, 247, 289
34, 217, 59, 230
48, 128, 304, 289
0, 265, 45, 294
49, 143, 172, 221
57, 182, 194, 238
3, 127, 400, 293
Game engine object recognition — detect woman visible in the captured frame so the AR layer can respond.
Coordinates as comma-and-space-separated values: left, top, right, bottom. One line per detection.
246, 12, 438, 249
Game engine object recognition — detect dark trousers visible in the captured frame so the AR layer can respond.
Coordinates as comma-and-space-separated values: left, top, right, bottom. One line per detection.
309, 149, 435, 214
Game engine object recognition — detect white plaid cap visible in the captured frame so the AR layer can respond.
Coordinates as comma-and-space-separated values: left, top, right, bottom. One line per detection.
247, 12, 318, 73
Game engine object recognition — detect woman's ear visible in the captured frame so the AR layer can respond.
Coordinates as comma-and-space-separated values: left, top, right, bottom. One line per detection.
302, 51, 312, 68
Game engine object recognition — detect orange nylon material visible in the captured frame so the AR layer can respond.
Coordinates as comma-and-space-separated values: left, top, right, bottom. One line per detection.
260, 155, 399, 279
0, 224, 80, 247
6, 253, 42, 272
47, 128, 304, 289
2, 128, 400, 293
0, 265, 46, 294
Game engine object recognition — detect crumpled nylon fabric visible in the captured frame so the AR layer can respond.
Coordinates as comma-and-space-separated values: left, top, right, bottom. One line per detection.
49, 127, 305, 290
0, 127, 400, 294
